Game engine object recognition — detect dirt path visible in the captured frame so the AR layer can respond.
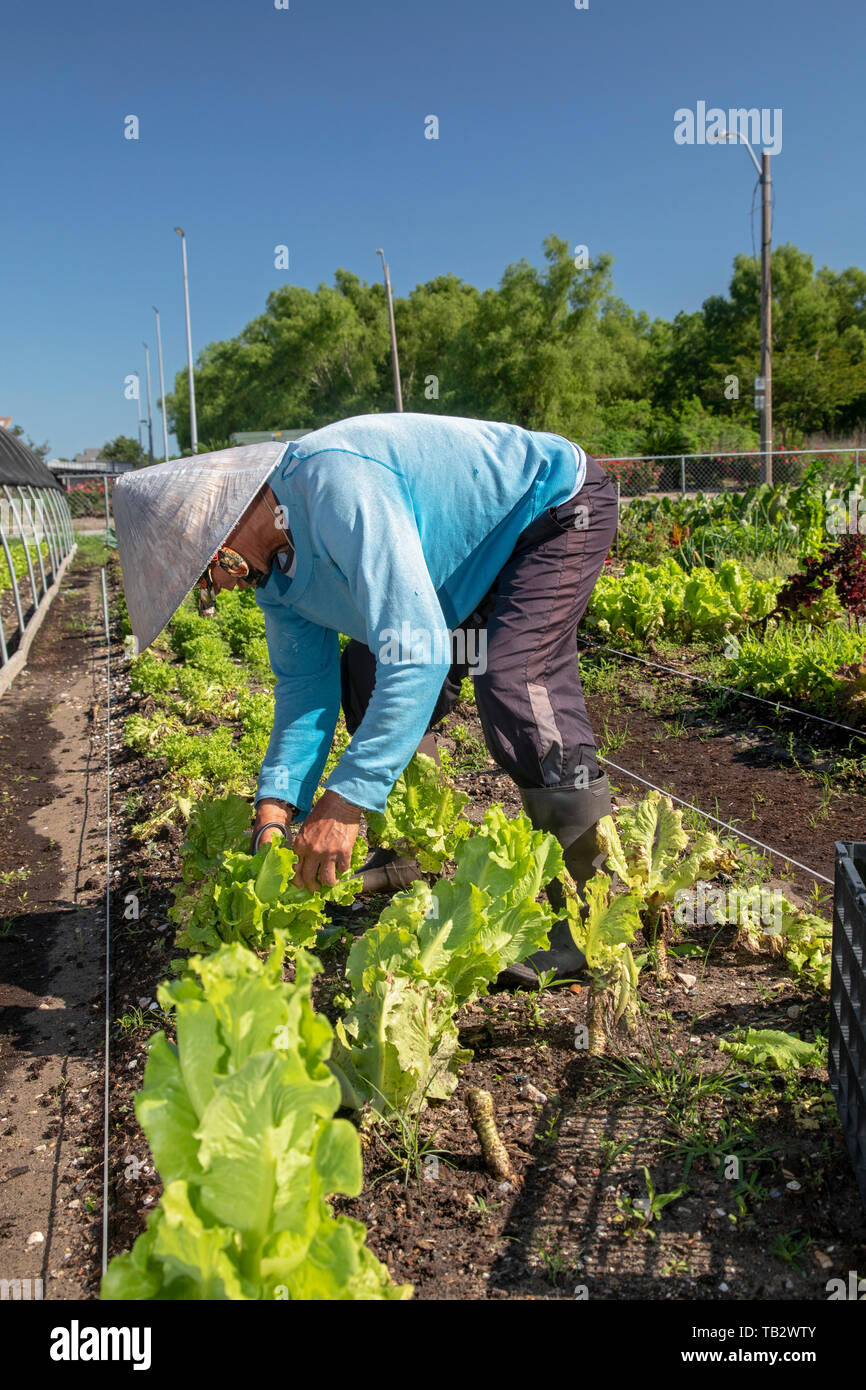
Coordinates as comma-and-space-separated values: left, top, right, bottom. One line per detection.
0, 554, 112, 1300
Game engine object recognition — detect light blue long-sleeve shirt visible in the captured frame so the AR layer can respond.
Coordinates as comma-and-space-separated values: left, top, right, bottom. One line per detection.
254, 412, 585, 817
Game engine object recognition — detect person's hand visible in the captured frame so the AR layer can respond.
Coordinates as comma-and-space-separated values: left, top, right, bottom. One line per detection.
292, 790, 362, 891
250, 798, 294, 854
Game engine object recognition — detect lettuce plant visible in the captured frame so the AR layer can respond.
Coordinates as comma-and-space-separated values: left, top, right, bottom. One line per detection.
598, 791, 731, 981
766, 903, 832, 992
101, 941, 410, 1300
171, 833, 366, 956
562, 872, 642, 1055
330, 807, 562, 1112
365, 751, 473, 873
590, 557, 780, 644
730, 623, 866, 709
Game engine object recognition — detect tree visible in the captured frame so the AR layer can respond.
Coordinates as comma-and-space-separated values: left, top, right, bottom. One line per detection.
10, 424, 49, 459
102, 435, 141, 463
162, 238, 866, 456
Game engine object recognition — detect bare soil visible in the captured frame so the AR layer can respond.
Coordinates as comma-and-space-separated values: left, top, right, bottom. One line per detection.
0, 557, 111, 1298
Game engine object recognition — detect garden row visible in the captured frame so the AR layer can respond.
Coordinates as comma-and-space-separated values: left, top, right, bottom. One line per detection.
594, 464, 866, 720
101, 581, 836, 1300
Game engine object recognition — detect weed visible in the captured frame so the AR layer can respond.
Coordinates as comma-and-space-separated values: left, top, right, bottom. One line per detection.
593, 1024, 742, 1134
467, 1195, 503, 1221
0, 865, 31, 889
534, 1110, 561, 1149
599, 718, 630, 756
115, 1007, 150, 1035
615, 1167, 688, 1239
772, 1230, 812, 1276
599, 1137, 637, 1170
369, 1093, 452, 1196
532, 1234, 569, 1285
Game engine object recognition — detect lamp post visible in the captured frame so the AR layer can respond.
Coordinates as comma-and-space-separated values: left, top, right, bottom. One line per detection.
142, 341, 155, 466
152, 305, 170, 462
174, 227, 199, 453
132, 373, 144, 466
719, 131, 773, 484
376, 248, 403, 412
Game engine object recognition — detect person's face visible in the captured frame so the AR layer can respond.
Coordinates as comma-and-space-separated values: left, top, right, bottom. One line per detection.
209, 563, 247, 594
199, 513, 254, 598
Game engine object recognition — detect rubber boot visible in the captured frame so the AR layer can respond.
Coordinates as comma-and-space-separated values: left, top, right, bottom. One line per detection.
497, 774, 612, 990
358, 732, 441, 892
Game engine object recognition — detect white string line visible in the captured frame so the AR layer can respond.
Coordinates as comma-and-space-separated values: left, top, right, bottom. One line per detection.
599, 756, 834, 886
99, 568, 111, 1277
578, 636, 866, 742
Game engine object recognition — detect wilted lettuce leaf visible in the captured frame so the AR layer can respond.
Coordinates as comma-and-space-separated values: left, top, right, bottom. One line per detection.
718, 1027, 825, 1072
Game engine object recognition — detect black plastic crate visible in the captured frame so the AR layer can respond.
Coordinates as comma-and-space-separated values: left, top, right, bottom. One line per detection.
831, 842, 866, 1209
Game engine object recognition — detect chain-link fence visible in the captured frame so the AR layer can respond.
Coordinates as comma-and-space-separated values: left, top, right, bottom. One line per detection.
593, 447, 864, 498
0, 484, 76, 674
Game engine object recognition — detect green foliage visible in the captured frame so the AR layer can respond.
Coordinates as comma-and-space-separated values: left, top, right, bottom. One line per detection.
100, 941, 411, 1301
623, 469, 848, 569
776, 905, 833, 991
598, 791, 731, 983
123, 593, 279, 835
564, 873, 642, 1049
163, 237, 866, 455
129, 650, 178, 696
365, 751, 473, 872
730, 623, 866, 709
330, 807, 561, 1112
171, 834, 365, 956
177, 794, 252, 883
169, 794, 365, 955
599, 792, 729, 915
102, 434, 141, 463
0, 539, 50, 594
589, 557, 780, 643
718, 1028, 825, 1072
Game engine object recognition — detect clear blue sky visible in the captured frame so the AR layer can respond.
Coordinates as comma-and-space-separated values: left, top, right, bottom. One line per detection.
1, 0, 861, 459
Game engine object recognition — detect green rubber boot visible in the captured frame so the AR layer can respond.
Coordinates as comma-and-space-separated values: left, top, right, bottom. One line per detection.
497, 774, 612, 990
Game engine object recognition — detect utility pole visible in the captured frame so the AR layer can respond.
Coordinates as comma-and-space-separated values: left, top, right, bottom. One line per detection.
174, 227, 199, 453
376, 248, 403, 411
142, 341, 155, 466
719, 132, 774, 485
152, 306, 170, 462
760, 151, 773, 485
132, 373, 144, 466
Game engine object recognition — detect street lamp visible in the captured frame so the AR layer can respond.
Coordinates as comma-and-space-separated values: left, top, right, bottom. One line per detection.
376, 248, 403, 412
131, 372, 144, 466
152, 306, 170, 462
718, 130, 773, 484
142, 341, 155, 466
174, 227, 199, 454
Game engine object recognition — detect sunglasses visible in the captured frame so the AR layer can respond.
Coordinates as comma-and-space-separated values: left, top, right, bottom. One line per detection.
198, 546, 270, 616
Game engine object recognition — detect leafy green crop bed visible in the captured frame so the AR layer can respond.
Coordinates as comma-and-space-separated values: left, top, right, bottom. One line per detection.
87, 559, 866, 1303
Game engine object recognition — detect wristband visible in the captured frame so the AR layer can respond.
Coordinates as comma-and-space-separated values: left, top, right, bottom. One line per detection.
251, 821, 290, 853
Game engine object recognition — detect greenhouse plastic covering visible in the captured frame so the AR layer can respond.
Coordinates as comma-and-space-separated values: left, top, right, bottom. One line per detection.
0, 431, 75, 675
113, 442, 288, 653
0, 428, 62, 489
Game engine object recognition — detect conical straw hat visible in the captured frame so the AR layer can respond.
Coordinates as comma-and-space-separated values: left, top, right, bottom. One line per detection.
113, 442, 288, 652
